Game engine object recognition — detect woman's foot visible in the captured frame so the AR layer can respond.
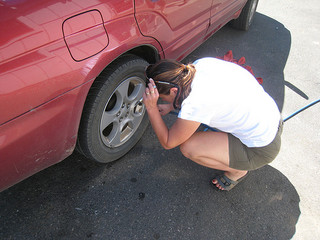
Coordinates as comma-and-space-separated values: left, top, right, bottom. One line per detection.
211, 171, 248, 191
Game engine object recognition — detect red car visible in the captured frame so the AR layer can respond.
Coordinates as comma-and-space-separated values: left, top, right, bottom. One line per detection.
0, 0, 258, 191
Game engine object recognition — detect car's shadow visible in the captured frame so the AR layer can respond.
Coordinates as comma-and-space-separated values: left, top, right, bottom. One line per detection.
0, 13, 300, 240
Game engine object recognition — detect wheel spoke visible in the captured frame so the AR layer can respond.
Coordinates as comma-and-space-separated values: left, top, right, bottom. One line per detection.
129, 82, 145, 102
116, 80, 130, 102
120, 122, 133, 143
130, 112, 144, 127
109, 126, 122, 146
100, 111, 116, 130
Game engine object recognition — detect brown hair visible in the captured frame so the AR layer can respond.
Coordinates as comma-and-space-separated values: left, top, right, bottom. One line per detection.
145, 59, 196, 107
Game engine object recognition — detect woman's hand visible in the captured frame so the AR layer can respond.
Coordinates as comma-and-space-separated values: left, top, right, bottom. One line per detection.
158, 104, 174, 116
143, 78, 159, 111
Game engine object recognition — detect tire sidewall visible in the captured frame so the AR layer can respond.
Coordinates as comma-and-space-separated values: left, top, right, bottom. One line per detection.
231, 0, 259, 31
246, 0, 259, 27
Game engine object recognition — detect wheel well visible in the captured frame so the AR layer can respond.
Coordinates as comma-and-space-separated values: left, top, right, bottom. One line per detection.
95, 45, 159, 84
88, 45, 159, 96
126, 45, 160, 64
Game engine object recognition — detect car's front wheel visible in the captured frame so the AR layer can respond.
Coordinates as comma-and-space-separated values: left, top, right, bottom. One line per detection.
78, 55, 149, 163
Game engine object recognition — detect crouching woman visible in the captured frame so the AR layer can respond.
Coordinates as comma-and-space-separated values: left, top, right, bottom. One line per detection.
143, 58, 282, 191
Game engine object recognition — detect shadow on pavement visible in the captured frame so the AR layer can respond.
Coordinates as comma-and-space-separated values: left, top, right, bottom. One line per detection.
0, 141, 301, 239
0, 12, 300, 240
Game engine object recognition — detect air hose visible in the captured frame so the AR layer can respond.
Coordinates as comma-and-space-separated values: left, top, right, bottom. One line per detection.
283, 98, 320, 122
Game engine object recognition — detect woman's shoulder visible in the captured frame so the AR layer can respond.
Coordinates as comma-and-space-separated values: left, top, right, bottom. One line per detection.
193, 57, 239, 73
193, 57, 220, 65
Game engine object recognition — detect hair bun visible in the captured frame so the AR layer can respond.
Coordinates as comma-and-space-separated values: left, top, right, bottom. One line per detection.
182, 64, 191, 73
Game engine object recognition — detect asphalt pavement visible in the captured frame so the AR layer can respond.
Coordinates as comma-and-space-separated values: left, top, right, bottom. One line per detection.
1, 0, 319, 239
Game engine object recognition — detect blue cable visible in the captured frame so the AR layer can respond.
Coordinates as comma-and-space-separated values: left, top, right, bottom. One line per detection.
283, 98, 320, 122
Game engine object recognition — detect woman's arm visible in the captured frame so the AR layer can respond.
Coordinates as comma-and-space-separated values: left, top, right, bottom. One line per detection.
149, 108, 200, 149
143, 79, 200, 149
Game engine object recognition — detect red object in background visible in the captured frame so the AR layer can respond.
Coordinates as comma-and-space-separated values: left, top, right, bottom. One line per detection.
0, 0, 252, 191
218, 50, 263, 84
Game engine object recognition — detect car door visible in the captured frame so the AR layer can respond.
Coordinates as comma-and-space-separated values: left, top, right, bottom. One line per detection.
134, 0, 211, 60
207, 0, 247, 37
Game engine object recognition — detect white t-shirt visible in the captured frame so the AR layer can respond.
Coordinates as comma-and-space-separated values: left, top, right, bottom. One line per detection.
178, 57, 280, 147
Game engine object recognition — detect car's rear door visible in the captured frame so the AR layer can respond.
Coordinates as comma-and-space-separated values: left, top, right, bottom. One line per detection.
134, 0, 211, 60
207, 0, 247, 36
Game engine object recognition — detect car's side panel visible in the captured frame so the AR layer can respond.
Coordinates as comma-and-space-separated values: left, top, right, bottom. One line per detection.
0, 80, 92, 191
0, 0, 133, 125
0, 1, 163, 191
0, 41, 161, 193
134, 0, 211, 60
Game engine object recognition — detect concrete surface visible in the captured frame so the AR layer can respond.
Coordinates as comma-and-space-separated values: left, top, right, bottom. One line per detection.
0, 0, 319, 239
257, 1, 320, 239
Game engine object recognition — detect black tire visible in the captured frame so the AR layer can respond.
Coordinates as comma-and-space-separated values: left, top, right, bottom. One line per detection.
231, 0, 259, 31
78, 55, 149, 163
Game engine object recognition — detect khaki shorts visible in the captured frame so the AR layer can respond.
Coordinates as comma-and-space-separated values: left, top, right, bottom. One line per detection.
228, 120, 283, 170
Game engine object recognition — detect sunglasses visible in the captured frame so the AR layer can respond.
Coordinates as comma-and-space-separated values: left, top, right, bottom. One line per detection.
145, 66, 181, 110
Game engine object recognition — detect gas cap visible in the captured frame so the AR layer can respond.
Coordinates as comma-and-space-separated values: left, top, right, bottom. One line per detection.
62, 9, 109, 61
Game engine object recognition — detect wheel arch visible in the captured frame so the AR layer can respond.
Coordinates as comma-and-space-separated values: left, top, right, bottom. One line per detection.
83, 44, 160, 108
126, 44, 161, 64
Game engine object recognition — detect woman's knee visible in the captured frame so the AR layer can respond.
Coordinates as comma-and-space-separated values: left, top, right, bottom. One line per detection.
180, 139, 196, 159
180, 132, 210, 159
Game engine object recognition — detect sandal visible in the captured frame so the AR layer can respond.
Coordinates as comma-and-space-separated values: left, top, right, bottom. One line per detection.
211, 172, 249, 191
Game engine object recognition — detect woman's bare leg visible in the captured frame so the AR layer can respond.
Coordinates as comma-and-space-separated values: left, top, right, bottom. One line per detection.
180, 131, 247, 190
